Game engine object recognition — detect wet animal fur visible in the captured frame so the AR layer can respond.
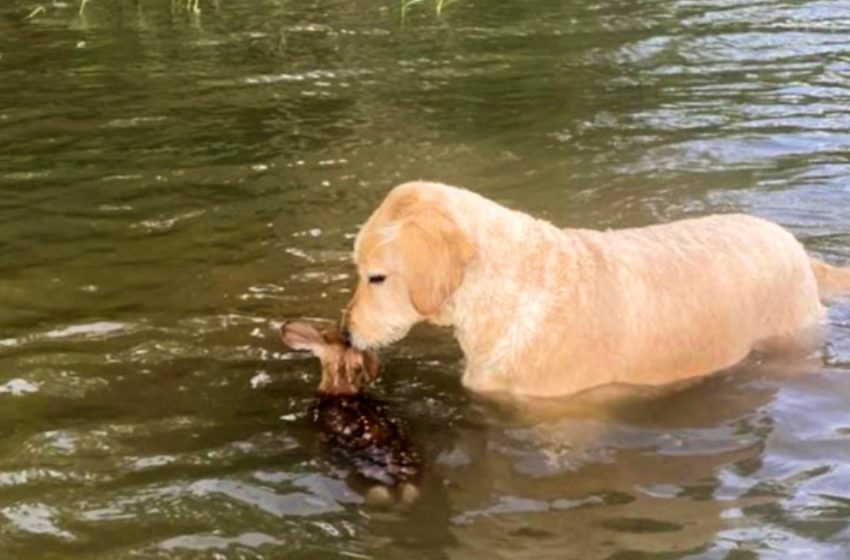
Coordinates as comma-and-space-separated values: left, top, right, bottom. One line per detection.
280, 321, 421, 504
343, 181, 850, 397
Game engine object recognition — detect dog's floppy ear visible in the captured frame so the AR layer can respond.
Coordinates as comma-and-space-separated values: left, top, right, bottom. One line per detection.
280, 321, 326, 356
395, 209, 474, 317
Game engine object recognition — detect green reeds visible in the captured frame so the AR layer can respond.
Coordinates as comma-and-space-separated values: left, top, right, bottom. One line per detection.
401, 0, 457, 19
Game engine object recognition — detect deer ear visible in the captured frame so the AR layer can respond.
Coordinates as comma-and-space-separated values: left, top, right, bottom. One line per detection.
280, 321, 326, 356
395, 210, 474, 317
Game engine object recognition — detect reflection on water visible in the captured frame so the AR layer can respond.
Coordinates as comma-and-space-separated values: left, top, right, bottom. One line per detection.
1, 0, 849, 557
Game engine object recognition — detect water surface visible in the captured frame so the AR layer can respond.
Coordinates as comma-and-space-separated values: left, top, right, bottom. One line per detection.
1, 0, 849, 557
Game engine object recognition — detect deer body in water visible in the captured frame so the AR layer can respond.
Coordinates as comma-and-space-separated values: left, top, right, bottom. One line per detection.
280, 321, 421, 505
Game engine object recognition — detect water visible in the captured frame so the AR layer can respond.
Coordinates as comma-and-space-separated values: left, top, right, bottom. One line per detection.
1, 0, 849, 557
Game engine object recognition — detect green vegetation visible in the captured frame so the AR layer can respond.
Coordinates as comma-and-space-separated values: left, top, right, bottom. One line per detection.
24, 0, 456, 22
26, 0, 206, 19
401, 0, 457, 19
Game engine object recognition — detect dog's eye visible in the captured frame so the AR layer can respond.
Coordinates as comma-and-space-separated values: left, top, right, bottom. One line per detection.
368, 274, 387, 285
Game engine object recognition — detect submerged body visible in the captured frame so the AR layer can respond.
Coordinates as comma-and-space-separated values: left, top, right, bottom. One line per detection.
311, 394, 421, 488
343, 182, 850, 397
280, 321, 422, 503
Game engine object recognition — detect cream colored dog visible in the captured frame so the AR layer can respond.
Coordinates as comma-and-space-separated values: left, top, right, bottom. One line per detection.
342, 181, 850, 397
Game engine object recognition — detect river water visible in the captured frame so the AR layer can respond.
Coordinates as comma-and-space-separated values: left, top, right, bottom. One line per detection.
1, 0, 850, 558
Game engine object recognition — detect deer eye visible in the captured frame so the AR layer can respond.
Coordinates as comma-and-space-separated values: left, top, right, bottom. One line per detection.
368, 274, 386, 285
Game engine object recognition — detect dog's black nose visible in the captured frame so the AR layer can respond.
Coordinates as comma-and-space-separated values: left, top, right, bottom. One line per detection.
340, 326, 352, 346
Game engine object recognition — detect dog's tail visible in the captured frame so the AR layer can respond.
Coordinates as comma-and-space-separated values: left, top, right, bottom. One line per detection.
811, 258, 850, 298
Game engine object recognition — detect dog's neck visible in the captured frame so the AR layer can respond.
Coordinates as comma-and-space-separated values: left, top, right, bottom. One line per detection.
436, 194, 586, 390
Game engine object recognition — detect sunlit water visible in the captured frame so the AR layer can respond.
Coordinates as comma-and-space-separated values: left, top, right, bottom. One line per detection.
1, 0, 849, 557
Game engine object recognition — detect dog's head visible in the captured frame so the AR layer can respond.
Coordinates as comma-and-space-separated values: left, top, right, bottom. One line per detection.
280, 321, 379, 395
343, 182, 475, 349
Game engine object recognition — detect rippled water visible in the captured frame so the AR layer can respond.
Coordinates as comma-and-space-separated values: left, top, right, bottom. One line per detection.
1, 0, 849, 557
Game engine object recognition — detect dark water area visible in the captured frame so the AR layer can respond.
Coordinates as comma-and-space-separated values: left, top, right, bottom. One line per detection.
1, 0, 849, 557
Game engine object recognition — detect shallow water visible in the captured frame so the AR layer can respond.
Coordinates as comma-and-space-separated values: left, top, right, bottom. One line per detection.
1, 0, 849, 557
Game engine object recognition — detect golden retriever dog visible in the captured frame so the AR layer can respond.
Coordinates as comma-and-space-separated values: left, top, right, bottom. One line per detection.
342, 181, 850, 397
